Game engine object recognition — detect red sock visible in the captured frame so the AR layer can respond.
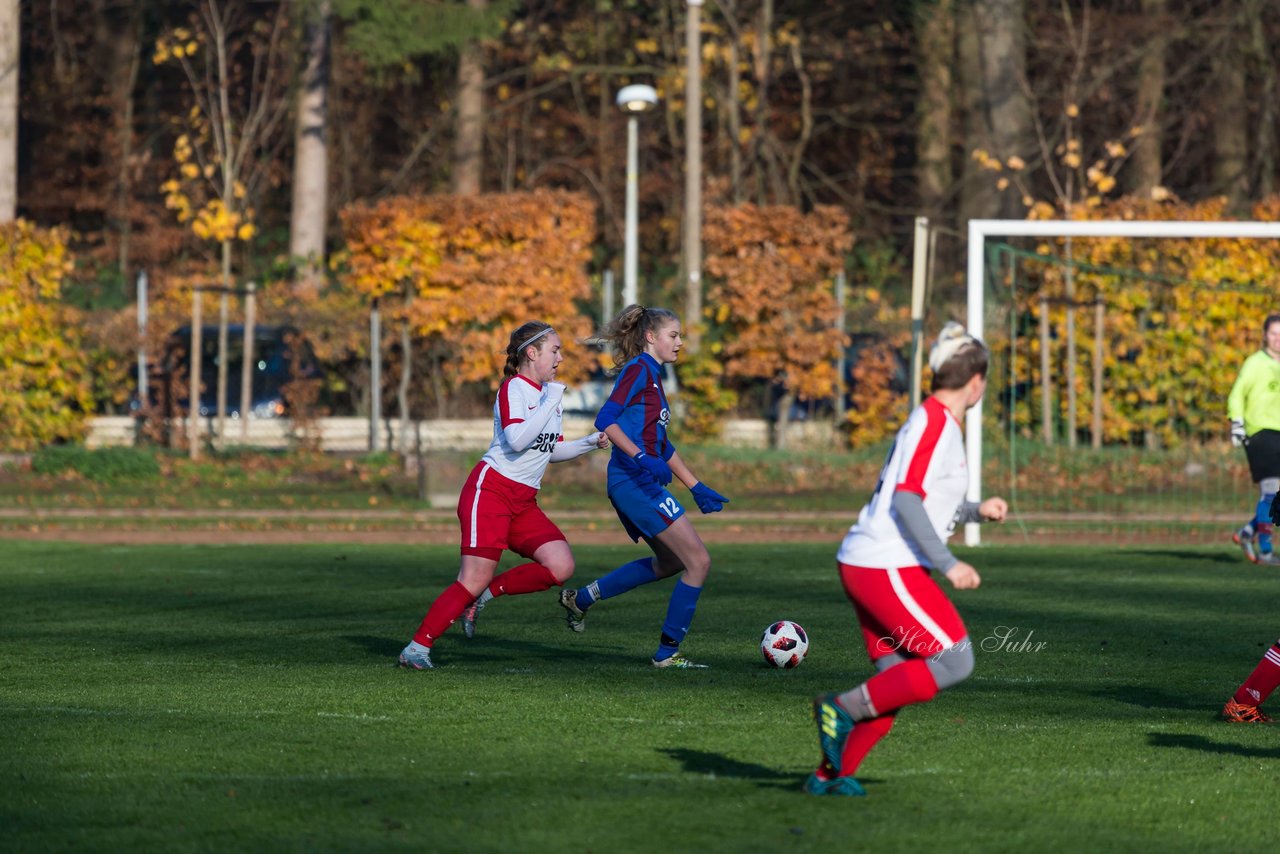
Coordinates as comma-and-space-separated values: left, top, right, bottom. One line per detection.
1233, 641, 1280, 706
864, 658, 939, 716
412, 581, 474, 647
839, 713, 896, 776
488, 562, 558, 597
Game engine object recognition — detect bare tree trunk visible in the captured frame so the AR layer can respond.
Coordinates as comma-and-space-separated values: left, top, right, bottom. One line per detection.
1212, 20, 1249, 209
958, 0, 1031, 222
749, 0, 773, 205
0, 0, 18, 221
916, 0, 954, 218
289, 0, 331, 297
1129, 0, 1167, 196
727, 33, 743, 204
451, 0, 487, 195
1248, 0, 1276, 197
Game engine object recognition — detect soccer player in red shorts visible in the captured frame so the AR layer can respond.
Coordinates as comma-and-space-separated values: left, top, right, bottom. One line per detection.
397, 321, 609, 670
808, 322, 1008, 796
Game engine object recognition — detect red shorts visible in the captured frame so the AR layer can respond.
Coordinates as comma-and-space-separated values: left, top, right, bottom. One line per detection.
457, 462, 565, 561
837, 562, 967, 662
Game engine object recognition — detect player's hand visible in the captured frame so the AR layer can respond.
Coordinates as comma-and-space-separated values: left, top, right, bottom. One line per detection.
1231, 420, 1246, 447
634, 451, 672, 485
979, 497, 1008, 522
594, 431, 610, 450
690, 482, 729, 514
944, 562, 981, 590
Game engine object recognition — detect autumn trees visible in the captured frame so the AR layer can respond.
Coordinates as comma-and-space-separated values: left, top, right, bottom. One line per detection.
8, 1, 1280, 453
0, 222, 93, 450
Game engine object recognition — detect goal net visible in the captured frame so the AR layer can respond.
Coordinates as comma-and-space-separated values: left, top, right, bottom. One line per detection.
960, 219, 1280, 546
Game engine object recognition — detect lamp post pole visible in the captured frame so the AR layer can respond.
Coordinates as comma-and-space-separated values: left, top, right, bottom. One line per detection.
684, 0, 704, 352
623, 113, 640, 307
616, 84, 658, 309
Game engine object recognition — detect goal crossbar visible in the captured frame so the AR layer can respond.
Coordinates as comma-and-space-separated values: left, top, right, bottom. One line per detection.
964, 218, 1280, 545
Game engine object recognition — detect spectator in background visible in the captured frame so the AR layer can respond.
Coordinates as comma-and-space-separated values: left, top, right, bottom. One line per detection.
1227, 313, 1280, 564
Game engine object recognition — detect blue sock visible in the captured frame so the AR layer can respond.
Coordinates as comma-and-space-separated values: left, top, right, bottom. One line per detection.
654, 580, 702, 661
1257, 494, 1276, 553
575, 558, 658, 611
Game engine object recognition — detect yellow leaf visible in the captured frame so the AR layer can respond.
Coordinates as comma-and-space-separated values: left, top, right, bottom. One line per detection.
1066, 103, 1080, 118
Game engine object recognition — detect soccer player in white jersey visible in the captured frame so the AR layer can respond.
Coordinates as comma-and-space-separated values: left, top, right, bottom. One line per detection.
398, 321, 609, 670
806, 322, 1008, 797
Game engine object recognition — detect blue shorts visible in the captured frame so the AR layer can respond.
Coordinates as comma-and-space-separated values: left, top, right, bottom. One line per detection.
608, 476, 686, 542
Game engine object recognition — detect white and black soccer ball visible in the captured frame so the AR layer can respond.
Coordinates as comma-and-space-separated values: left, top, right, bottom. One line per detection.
760, 620, 809, 669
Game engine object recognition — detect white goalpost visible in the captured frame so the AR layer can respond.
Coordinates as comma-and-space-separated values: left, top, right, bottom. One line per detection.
963, 218, 1280, 546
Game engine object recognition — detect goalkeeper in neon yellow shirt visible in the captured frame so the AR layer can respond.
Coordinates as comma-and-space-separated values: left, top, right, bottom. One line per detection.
1227, 313, 1280, 563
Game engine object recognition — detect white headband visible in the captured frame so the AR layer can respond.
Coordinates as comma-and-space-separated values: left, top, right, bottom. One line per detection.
928, 321, 976, 372
518, 326, 554, 353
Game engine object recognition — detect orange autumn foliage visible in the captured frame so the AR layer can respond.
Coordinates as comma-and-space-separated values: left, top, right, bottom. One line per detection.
339, 190, 598, 394
703, 203, 854, 406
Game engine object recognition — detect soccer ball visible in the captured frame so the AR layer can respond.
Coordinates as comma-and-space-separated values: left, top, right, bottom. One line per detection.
760, 620, 809, 669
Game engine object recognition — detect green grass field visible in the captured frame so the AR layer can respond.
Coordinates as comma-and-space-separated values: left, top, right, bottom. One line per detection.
2, 541, 1276, 852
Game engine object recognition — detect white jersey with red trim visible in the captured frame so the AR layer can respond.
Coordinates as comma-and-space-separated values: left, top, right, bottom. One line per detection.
837, 396, 969, 569
480, 375, 564, 489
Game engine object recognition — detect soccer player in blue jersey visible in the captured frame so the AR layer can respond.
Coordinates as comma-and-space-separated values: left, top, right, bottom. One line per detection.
558, 304, 729, 668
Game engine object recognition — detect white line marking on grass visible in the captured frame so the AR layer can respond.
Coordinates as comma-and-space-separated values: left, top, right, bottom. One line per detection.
316, 711, 392, 722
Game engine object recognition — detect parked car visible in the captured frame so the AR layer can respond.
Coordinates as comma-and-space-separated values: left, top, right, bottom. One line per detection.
156, 324, 321, 418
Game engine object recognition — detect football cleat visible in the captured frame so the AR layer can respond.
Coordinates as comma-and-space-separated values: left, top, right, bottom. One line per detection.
813, 693, 855, 771
803, 772, 866, 797
558, 588, 587, 633
651, 652, 709, 669
1222, 699, 1273, 723
397, 643, 434, 670
1233, 528, 1260, 564
461, 600, 484, 639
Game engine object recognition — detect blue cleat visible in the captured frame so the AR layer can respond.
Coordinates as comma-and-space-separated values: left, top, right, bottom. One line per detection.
803, 772, 866, 797
813, 693, 854, 771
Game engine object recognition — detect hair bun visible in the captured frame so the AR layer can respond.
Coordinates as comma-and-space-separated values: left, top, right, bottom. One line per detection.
929, 321, 975, 372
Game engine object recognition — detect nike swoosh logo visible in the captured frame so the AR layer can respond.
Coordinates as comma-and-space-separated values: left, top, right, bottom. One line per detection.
528, 405, 537, 410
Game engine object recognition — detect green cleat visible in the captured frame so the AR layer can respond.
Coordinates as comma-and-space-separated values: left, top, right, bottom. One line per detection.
651, 652, 709, 669
813, 693, 854, 771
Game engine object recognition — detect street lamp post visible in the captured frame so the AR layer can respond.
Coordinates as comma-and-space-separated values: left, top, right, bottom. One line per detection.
616, 83, 658, 308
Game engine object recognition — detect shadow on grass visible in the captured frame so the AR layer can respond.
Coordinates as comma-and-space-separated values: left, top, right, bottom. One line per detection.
656, 747, 885, 794
1147, 731, 1280, 758
1128, 549, 1246, 565
1097, 684, 1208, 711
341, 633, 647, 669
657, 746, 797, 790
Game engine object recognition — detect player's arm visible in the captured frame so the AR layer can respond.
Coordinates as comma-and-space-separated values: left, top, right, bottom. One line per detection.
954, 498, 1008, 523
668, 450, 697, 489
502, 382, 565, 451
670, 450, 730, 513
891, 491, 958, 572
549, 431, 609, 463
